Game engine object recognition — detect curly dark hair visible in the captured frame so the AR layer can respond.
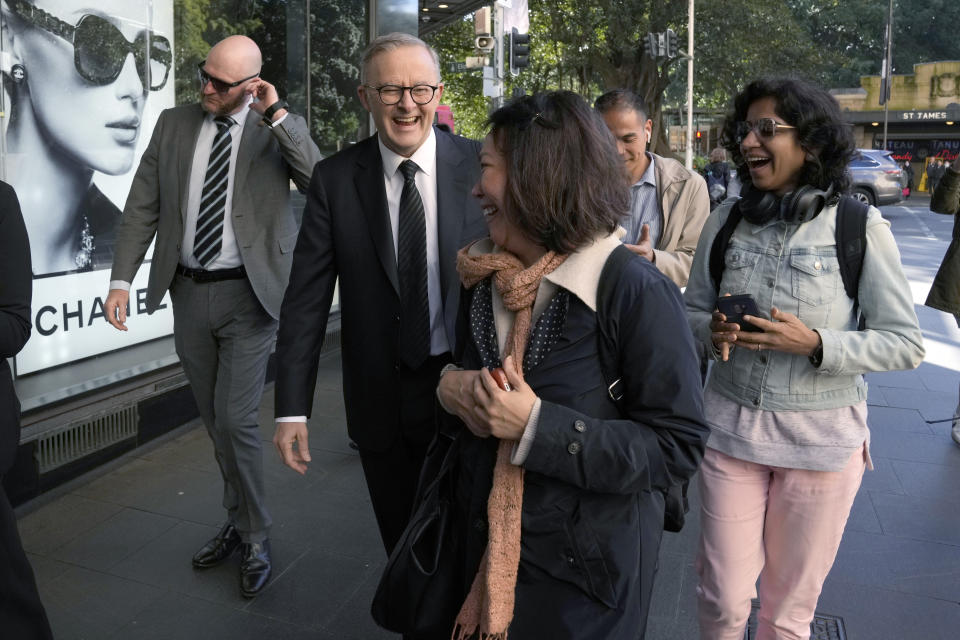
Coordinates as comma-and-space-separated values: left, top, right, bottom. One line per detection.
487, 91, 628, 254
719, 77, 855, 194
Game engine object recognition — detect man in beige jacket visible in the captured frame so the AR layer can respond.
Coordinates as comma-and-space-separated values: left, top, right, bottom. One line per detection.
596, 90, 709, 287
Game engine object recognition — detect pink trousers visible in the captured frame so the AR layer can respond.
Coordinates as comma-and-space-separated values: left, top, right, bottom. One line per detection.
695, 446, 865, 640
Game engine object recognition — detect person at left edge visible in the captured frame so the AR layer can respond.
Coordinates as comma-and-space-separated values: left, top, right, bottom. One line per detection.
0, 181, 54, 640
272, 33, 487, 557
103, 35, 321, 598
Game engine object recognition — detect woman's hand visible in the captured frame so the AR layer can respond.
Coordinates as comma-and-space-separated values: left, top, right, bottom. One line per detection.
710, 295, 741, 361
735, 307, 821, 356
469, 355, 538, 441
437, 369, 489, 437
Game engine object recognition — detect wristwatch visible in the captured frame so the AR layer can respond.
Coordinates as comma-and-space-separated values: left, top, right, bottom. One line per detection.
261, 99, 289, 124
808, 343, 824, 368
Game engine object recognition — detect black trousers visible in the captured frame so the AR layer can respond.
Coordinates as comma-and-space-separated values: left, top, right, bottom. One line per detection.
359, 353, 451, 557
0, 481, 53, 640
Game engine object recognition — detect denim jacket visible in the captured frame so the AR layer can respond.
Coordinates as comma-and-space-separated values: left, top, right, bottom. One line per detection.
685, 199, 925, 411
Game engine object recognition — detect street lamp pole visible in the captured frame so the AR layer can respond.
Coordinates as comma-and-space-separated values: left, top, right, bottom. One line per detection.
685, 0, 695, 170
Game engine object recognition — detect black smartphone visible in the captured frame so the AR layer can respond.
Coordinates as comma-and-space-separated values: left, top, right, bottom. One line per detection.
716, 294, 764, 332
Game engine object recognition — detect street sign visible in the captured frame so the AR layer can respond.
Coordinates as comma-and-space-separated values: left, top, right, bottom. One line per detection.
447, 62, 467, 73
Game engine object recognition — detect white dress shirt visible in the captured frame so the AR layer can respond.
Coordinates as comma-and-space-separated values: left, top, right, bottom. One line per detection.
378, 128, 450, 357
110, 100, 288, 290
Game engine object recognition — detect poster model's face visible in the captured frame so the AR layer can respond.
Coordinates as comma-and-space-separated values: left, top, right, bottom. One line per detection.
10, 0, 159, 176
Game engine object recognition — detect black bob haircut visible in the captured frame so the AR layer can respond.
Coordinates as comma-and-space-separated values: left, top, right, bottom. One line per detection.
719, 77, 855, 195
485, 91, 628, 254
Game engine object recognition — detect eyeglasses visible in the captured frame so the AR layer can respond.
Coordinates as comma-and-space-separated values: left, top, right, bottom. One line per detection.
6, 0, 172, 91
362, 84, 439, 105
197, 62, 260, 93
736, 118, 797, 143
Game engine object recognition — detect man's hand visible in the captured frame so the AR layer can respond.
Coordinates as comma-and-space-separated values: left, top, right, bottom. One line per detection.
104, 289, 130, 331
437, 369, 489, 437
273, 421, 312, 474
247, 80, 285, 120
624, 223, 655, 262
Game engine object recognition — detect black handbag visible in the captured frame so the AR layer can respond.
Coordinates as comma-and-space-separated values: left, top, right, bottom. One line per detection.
371, 430, 463, 635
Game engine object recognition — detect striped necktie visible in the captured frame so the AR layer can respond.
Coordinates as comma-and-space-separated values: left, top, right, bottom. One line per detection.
397, 159, 431, 369
194, 115, 235, 268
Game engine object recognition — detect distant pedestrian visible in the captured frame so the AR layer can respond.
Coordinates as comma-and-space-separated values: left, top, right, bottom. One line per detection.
0, 181, 54, 640
685, 77, 925, 640
926, 154, 960, 446
901, 160, 914, 198
701, 148, 734, 211
595, 89, 710, 288
928, 157, 945, 194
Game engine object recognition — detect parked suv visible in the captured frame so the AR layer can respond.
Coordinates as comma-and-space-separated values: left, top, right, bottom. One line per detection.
848, 149, 903, 206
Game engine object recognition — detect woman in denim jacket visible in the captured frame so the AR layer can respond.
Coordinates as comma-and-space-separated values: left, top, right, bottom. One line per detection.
684, 78, 925, 640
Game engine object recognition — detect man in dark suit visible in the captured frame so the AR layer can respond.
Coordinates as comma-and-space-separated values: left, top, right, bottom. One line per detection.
273, 33, 486, 555
104, 35, 321, 597
0, 181, 53, 639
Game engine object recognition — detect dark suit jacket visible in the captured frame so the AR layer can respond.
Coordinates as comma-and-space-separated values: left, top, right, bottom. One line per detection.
111, 104, 322, 319
0, 181, 52, 640
0, 181, 31, 475
275, 128, 486, 451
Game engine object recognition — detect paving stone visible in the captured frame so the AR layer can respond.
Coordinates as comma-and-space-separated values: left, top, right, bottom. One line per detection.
866, 405, 932, 435
51, 507, 179, 572
818, 578, 960, 640
245, 547, 381, 630
869, 490, 960, 546
17, 493, 123, 555
40, 565, 165, 640
890, 458, 960, 506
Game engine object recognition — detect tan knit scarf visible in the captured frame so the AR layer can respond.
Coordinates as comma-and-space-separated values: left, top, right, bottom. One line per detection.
452, 243, 567, 640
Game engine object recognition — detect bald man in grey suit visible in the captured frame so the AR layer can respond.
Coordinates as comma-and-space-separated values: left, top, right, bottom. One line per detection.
105, 35, 321, 598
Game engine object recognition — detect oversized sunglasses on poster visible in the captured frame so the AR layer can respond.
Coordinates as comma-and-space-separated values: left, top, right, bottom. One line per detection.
6, 0, 172, 91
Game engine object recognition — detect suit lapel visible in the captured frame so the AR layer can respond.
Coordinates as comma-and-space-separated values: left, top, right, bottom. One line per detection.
233, 110, 261, 208
178, 105, 206, 221
436, 130, 471, 343
356, 137, 400, 295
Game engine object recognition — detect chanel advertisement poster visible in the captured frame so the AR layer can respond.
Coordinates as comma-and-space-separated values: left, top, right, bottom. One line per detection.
1, 0, 176, 374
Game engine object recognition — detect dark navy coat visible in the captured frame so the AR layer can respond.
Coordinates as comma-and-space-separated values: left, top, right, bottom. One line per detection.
445, 254, 708, 639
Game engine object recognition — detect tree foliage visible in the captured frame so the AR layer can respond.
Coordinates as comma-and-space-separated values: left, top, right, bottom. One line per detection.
429, 0, 960, 148
172, 0, 364, 152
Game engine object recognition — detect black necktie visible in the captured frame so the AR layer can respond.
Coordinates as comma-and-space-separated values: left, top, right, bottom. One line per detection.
397, 159, 431, 369
194, 115, 235, 267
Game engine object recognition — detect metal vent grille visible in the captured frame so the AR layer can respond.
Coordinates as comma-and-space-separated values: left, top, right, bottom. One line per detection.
36, 405, 138, 473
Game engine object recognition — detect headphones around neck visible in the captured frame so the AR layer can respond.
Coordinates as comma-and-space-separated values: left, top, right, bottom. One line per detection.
738, 181, 835, 225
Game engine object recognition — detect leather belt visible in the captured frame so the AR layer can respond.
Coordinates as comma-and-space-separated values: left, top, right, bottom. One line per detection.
176, 264, 246, 283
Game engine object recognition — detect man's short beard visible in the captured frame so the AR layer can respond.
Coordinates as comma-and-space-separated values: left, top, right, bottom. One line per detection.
202, 91, 247, 116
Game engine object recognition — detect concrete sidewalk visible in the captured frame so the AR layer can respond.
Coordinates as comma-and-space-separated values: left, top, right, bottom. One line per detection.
15, 203, 960, 639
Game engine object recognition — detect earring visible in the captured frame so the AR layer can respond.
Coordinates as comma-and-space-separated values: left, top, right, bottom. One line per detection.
11, 64, 26, 83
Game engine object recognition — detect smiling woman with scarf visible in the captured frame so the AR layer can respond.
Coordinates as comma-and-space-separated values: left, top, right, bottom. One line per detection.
434, 91, 708, 639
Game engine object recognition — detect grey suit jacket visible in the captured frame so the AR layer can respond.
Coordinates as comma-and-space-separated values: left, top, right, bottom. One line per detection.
111, 103, 322, 319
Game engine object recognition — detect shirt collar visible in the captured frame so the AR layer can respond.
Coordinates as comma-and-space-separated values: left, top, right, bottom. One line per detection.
632, 152, 656, 188
465, 232, 622, 313
378, 127, 437, 179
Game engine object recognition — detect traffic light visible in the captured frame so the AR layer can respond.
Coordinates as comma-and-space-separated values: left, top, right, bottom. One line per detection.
666, 28, 678, 59
695, 130, 702, 140
509, 28, 530, 75
644, 32, 658, 59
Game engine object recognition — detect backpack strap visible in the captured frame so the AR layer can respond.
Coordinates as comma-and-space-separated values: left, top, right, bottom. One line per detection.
709, 202, 744, 295
835, 195, 868, 302
596, 244, 634, 403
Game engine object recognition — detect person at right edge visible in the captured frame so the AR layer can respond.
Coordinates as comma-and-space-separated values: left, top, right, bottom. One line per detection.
0, 181, 54, 640
684, 77, 925, 640
926, 154, 960, 446
436, 92, 708, 639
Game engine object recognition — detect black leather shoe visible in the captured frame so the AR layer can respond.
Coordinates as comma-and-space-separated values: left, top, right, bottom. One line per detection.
192, 523, 241, 569
240, 539, 272, 598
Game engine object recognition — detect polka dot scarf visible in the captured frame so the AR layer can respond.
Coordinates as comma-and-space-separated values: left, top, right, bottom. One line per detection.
453, 244, 567, 640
